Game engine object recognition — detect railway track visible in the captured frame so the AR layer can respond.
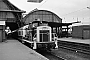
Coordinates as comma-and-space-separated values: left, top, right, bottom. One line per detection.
18, 38, 66, 60
37, 50, 66, 60
18, 38, 90, 60
58, 40, 90, 55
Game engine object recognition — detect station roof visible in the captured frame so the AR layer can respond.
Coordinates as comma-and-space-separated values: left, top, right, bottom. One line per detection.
0, 9, 25, 13
23, 9, 62, 24
0, 0, 25, 13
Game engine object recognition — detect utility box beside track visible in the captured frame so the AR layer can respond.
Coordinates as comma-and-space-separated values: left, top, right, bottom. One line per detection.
72, 25, 90, 39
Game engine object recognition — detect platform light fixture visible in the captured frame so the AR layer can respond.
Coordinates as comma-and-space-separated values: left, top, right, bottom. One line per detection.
27, 0, 43, 3
87, 7, 90, 9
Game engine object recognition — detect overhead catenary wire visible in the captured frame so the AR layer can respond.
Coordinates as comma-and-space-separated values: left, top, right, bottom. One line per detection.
37, 0, 49, 8
61, 7, 88, 17
61, 7, 90, 23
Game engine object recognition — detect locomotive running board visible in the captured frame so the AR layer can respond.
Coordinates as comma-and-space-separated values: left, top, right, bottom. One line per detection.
22, 39, 33, 43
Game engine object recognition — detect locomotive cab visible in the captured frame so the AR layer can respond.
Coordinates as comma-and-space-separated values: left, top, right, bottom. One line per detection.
32, 26, 58, 49
18, 21, 58, 50
37, 26, 52, 42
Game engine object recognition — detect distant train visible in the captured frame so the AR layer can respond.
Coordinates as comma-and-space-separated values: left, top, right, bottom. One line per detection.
18, 21, 58, 50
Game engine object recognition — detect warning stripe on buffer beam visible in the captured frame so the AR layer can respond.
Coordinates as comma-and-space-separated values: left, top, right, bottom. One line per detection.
27, 0, 43, 3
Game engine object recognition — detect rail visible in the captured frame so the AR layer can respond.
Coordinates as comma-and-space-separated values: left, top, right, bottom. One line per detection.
58, 40, 90, 55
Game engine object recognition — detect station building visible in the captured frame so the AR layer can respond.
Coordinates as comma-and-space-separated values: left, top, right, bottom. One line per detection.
0, 0, 25, 42
72, 25, 90, 39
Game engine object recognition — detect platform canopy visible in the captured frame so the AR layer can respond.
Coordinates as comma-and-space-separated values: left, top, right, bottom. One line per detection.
0, 0, 26, 31
27, 0, 43, 3
31, 21, 80, 27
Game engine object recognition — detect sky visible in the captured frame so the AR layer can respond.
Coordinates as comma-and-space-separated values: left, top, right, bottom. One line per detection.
9, 0, 90, 26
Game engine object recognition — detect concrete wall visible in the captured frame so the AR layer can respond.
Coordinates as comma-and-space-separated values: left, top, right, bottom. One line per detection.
72, 26, 83, 38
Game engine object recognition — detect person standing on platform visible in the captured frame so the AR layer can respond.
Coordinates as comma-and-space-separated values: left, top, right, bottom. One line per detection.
5, 26, 11, 42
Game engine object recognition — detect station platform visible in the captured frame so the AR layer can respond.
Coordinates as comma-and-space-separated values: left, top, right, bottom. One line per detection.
0, 39, 49, 60
58, 37, 90, 44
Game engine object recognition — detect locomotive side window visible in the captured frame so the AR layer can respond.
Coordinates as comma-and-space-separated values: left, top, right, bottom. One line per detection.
18, 31, 20, 35
19, 30, 23, 36
21, 31, 23, 35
